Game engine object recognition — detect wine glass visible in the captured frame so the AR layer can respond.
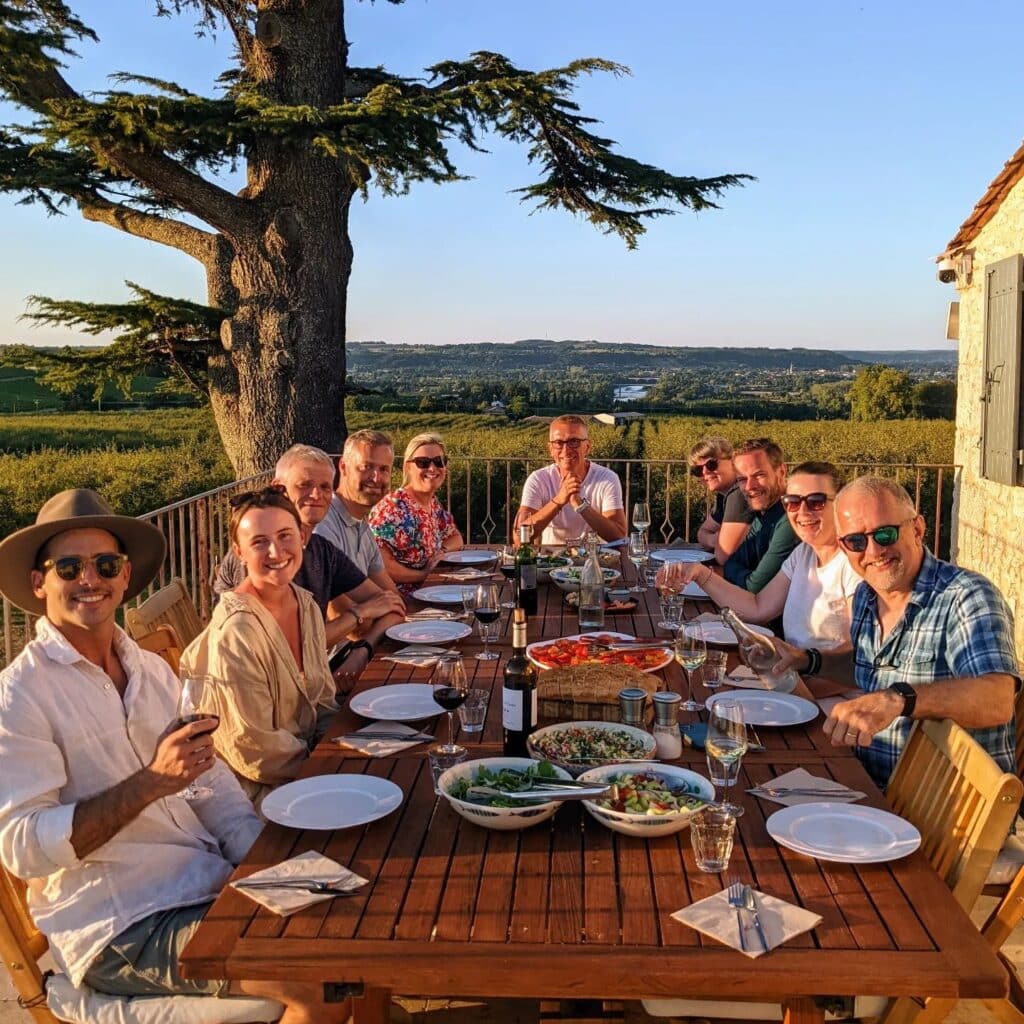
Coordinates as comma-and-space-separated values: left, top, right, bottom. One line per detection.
632, 501, 651, 534
432, 654, 469, 754
706, 699, 748, 817
175, 673, 220, 800
674, 624, 707, 712
499, 543, 518, 609
627, 531, 649, 593
473, 581, 501, 661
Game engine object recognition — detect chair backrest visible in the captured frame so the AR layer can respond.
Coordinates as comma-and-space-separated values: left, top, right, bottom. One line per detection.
0, 865, 59, 1022
125, 578, 203, 648
888, 719, 1024, 911
135, 624, 183, 675
1014, 683, 1024, 780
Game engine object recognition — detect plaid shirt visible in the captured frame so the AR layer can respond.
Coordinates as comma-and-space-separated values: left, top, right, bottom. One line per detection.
851, 549, 1019, 788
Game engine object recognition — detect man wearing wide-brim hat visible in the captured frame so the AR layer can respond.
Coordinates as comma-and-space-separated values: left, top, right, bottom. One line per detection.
0, 489, 326, 1017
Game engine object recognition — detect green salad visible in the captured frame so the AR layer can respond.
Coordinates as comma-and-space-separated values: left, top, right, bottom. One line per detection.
596, 771, 706, 816
448, 761, 560, 807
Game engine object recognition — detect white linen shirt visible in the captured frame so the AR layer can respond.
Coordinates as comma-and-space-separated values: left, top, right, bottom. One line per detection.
0, 618, 262, 986
520, 462, 624, 546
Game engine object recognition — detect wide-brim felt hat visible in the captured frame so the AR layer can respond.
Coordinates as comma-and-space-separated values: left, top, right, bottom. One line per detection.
0, 488, 167, 615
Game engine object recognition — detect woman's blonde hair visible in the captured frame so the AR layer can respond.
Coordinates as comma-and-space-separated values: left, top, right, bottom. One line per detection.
402, 432, 447, 485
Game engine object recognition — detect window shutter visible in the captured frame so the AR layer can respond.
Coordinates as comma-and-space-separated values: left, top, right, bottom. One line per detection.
981, 254, 1024, 485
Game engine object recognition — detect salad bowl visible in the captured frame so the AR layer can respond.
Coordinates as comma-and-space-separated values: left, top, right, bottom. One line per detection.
526, 721, 656, 777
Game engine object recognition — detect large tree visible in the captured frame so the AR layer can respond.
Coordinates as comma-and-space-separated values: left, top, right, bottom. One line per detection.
0, 0, 751, 474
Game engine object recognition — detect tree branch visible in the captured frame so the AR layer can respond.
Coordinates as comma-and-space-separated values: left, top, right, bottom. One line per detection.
80, 195, 219, 260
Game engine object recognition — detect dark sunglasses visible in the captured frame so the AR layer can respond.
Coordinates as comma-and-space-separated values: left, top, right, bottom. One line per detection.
40, 552, 128, 582
838, 518, 916, 553
409, 455, 448, 470
549, 438, 586, 450
781, 492, 831, 513
228, 484, 287, 509
689, 458, 719, 479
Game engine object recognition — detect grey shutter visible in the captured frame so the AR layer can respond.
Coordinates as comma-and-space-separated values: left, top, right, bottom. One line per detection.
981, 254, 1024, 485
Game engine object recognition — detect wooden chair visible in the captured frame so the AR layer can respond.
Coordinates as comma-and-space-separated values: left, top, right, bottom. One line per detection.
135, 623, 184, 674
0, 865, 57, 1022
125, 578, 203, 648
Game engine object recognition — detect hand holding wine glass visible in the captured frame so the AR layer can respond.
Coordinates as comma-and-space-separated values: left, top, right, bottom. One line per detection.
706, 699, 748, 817
473, 581, 501, 661
174, 673, 220, 800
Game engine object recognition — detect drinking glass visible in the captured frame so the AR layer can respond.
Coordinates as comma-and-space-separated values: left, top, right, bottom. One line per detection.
457, 688, 490, 733
690, 806, 737, 873
175, 673, 219, 800
703, 650, 728, 689
473, 581, 501, 661
499, 544, 518, 609
643, 560, 660, 589
657, 589, 685, 631
706, 698, 748, 817
428, 745, 467, 795
461, 586, 477, 621
432, 654, 468, 754
675, 624, 707, 712
632, 501, 651, 534
627, 531, 649, 593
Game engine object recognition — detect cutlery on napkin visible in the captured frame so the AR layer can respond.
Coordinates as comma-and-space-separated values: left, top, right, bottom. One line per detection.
724, 665, 775, 689
671, 886, 821, 958
230, 851, 368, 915
437, 568, 491, 581
335, 720, 434, 756
382, 645, 448, 668
748, 767, 864, 806
405, 609, 460, 621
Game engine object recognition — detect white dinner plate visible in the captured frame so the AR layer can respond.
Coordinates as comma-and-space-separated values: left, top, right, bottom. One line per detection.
386, 620, 473, 644
767, 803, 921, 863
349, 683, 443, 721
681, 581, 711, 599
411, 585, 472, 604
705, 690, 818, 727
525, 631, 673, 674
440, 550, 496, 565
694, 618, 775, 646
261, 774, 404, 831
650, 548, 715, 564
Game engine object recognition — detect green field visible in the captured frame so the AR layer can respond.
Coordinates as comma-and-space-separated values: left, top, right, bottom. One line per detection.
0, 368, 173, 414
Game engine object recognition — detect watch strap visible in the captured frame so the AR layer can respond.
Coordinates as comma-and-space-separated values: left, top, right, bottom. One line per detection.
889, 682, 917, 718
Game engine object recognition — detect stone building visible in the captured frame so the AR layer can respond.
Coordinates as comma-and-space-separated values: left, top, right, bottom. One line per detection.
939, 142, 1024, 658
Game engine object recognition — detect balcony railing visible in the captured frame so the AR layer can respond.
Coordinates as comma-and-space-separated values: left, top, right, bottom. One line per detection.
0, 457, 958, 667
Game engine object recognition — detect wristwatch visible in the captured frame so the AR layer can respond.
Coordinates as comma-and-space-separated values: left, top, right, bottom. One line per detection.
575, 498, 592, 514
888, 682, 917, 718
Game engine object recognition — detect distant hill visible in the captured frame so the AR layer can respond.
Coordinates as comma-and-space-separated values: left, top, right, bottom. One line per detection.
348, 340, 865, 374
837, 350, 956, 367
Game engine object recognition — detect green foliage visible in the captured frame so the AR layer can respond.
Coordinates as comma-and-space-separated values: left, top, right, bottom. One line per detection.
912, 379, 956, 419
848, 364, 915, 421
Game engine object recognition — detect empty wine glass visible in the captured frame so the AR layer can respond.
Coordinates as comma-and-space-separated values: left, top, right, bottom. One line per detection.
473, 581, 501, 661
498, 543, 518, 609
706, 698, 748, 817
632, 501, 651, 534
675, 624, 707, 712
432, 654, 469, 755
627, 531, 649, 593
175, 673, 219, 800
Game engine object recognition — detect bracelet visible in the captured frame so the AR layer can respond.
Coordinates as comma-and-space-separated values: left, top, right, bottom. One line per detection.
805, 648, 822, 676
700, 566, 715, 587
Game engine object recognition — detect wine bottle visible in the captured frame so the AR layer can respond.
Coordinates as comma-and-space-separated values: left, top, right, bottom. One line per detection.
720, 607, 799, 693
515, 524, 538, 617
503, 608, 538, 756
577, 533, 605, 631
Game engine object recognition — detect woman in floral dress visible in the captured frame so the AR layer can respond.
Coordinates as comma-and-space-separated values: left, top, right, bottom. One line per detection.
368, 432, 464, 594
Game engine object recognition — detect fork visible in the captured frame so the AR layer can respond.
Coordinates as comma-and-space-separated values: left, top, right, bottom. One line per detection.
726, 882, 749, 952
234, 879, 363, 895
753, 784, 856, 798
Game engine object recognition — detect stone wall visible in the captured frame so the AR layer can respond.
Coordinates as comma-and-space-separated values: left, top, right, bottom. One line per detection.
952, 181, 1024, 660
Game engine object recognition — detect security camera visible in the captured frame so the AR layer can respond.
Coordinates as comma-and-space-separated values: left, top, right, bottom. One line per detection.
936, 257, 957, 284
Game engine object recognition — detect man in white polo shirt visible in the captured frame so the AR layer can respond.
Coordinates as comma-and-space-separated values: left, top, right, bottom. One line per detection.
515, 415, 627, 545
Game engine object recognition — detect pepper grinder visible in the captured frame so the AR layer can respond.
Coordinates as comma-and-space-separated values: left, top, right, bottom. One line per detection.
651, 691, 682, 759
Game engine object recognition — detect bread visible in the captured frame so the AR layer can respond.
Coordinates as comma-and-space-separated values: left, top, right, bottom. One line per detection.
538, 662, 660, 705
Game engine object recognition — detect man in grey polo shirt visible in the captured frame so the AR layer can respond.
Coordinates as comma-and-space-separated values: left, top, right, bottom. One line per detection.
315, 428, 399, 592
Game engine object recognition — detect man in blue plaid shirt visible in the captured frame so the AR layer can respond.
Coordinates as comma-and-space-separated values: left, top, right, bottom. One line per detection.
775, 475, 1018, 789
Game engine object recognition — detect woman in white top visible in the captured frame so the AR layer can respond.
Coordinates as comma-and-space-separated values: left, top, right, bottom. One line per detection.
658, 462, 859, 650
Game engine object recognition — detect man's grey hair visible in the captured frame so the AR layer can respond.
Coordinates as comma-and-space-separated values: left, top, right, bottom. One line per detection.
342, 429, 393, 459
837, 475, 918, 517
274, 444, 334, 478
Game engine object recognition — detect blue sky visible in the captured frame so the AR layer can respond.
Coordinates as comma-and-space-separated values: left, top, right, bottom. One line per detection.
2, 0, 1022, 351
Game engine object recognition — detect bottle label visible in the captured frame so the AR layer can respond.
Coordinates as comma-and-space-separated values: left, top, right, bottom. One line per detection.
503, 688, 538, 730
519, 565, 537, 590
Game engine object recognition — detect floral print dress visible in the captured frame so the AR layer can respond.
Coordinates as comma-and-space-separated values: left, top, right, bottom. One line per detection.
368, 487, 458, 594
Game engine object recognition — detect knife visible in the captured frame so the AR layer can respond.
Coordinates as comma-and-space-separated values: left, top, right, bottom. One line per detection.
339, 731, 434, 742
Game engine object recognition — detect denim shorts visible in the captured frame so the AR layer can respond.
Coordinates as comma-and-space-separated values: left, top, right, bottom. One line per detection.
83, 901, 230, 998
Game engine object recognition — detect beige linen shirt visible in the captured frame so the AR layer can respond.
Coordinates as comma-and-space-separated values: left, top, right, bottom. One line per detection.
0, 618, 262, 986
180, 587, 338, 806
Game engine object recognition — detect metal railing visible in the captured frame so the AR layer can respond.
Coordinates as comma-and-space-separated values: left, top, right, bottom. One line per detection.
0, 458, 959, 667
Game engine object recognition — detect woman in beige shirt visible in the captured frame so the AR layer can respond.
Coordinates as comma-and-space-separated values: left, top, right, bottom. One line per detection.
181, 487, 338, 807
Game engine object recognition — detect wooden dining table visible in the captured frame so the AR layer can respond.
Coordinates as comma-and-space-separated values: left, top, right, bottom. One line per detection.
180, 549, 1008, 1024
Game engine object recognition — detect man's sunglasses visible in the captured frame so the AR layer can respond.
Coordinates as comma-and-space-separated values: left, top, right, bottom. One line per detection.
781, 492, 831, 513
689, 458, 719, 478
838, 518, 916, 553
40, 553, 128, 582
409, 455, 448, 470
549, 438, 586, 450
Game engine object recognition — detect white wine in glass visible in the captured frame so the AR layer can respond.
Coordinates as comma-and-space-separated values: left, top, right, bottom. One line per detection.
632, 501, 651, 533
674, 625, 706, 712
707, 699, 748, 817
627, 531, 649, 593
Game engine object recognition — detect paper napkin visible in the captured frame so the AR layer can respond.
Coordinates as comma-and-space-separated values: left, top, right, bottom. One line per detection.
671, 887, 821, 958
724, 665, 772, 689
231, 851, 367, 916
437, 568, 492, 581
381, 645, 448, 669
334, 720, 433, 757
747, 766, 865, 806
405, 608, 460, 621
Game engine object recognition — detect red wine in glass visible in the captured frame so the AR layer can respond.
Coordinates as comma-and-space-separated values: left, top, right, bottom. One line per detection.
432, 687, 468, 712
174, 712, 221, 734
473, 607, 500, 624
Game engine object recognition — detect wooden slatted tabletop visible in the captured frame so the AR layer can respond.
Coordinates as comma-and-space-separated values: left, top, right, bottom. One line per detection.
180, 549, 1007, 1023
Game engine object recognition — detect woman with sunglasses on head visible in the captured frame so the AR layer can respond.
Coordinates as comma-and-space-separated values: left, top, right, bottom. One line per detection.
689, 437, 754, 564
659, 461, 859, 652
180, 488, 339, 809
368, 432, 464, 594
